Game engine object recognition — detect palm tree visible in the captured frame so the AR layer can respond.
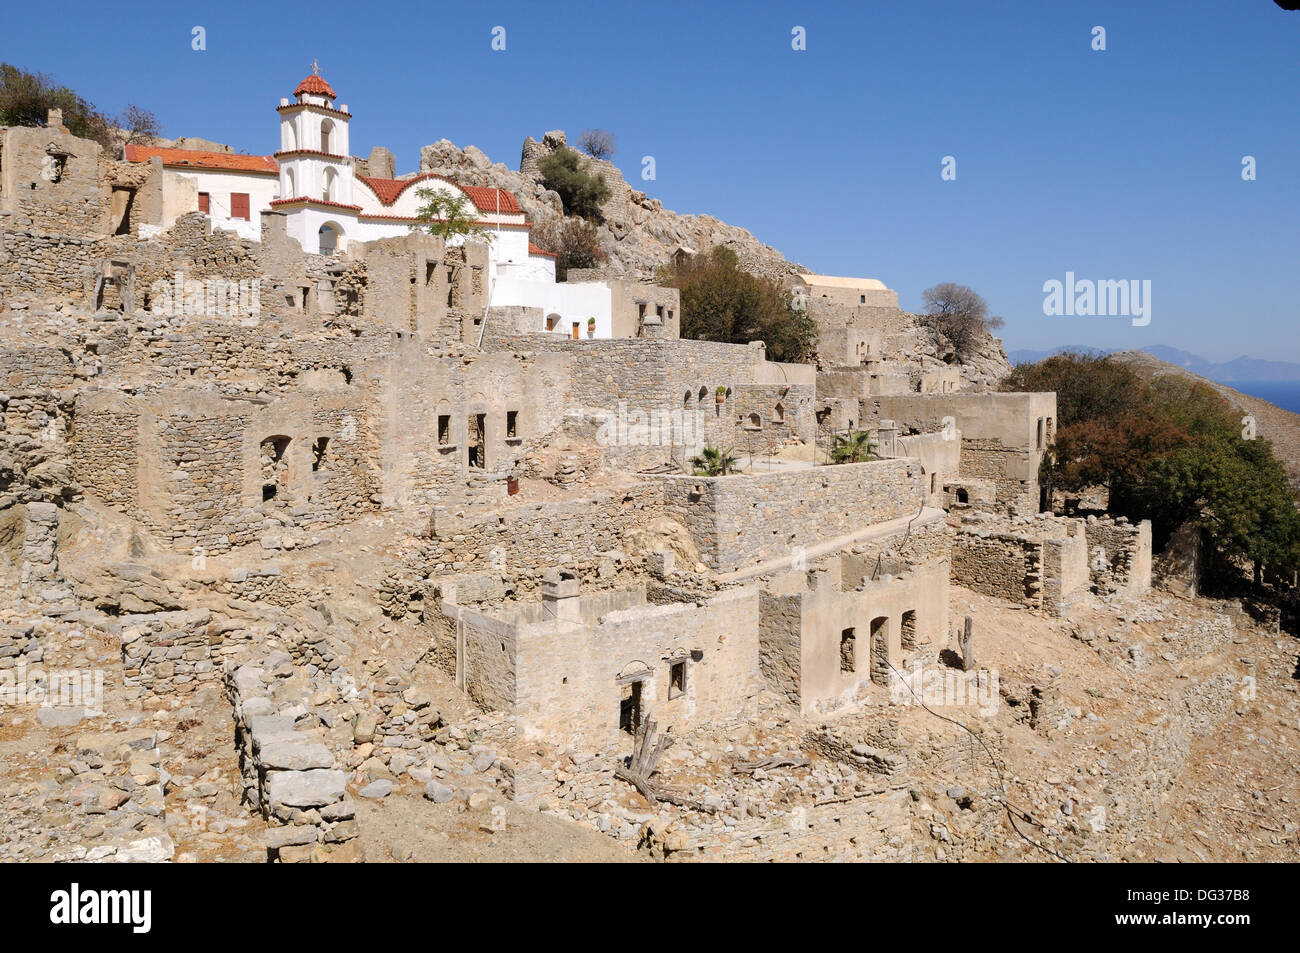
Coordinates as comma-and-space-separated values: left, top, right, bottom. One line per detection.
830, 431, 878, 464
691, 445, 739, 476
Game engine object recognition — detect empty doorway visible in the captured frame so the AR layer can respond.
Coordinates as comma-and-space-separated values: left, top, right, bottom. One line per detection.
467, 414, 486, 469
870, 616, 889, 685
619, 680, 643, 734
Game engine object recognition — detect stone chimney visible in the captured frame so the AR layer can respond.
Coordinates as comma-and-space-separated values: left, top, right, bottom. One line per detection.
260, 209, 289, 246
46, 108, 67, 133
638, 311, 666, 339
877, 419, 898, 458
541, 568, 580, 621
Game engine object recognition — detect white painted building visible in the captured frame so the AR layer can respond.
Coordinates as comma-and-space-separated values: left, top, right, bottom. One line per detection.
128, 67, 535, 259
127, 66, 671, 340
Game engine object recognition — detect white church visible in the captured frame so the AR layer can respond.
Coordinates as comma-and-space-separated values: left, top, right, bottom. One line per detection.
125, 66, 663, 331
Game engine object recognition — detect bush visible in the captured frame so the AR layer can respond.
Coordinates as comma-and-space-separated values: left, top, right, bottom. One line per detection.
529, 216, 607, 280
1002, 353, 1300, 585
659, 246, 818, 364
830, 431, 878, 464
1, 62, 112, 148
0, 63, 159, 157
690, 445, 739, 476
537, 146, 610, 221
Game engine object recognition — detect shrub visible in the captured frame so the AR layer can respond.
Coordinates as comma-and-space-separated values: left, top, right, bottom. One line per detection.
0, 63, 159, 157
830, 431, 879, 464
537, 146, 610, 221
690, 445, 739, 476
659, 246, 818, 364
529, 216, 607, 280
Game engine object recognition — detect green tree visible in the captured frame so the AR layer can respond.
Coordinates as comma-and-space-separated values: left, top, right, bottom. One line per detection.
830, 431, 878, 464
1004, 352, 1300, 588
659, 246, 818, 364
690, 445, 739, 476
537, 146, 610, 221
1003, 350, 1145, 427
410, 188, 490, 242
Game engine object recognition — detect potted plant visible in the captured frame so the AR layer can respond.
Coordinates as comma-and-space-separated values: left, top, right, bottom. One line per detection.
715, 386, 727, 405
587, 316, 596, 338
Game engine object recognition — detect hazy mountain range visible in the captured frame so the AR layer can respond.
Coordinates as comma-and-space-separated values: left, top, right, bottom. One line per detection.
1006, 345, 1300, 382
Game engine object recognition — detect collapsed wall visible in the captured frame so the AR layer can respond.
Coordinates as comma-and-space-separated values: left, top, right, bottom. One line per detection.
951, 512, 1151, 613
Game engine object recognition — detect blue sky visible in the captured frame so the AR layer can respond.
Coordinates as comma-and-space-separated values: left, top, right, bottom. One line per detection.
4, 0, 1298, 360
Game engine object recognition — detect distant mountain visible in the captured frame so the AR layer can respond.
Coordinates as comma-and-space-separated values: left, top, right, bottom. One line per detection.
1006, 345, 1108, 364
1008, 344, 1300, 383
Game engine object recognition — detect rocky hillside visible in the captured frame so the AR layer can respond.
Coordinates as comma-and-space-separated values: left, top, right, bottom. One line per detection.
418, 131, 1012, 386
416, 131, 805, 283
1112, 349, 1300, 490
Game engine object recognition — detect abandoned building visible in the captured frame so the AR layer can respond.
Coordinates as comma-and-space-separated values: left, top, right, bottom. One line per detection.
0, 99, 1130, 783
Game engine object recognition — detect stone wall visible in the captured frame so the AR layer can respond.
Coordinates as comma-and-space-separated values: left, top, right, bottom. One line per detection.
1084, 516, 1152, 596
226, 661, 361, 863
868, 392, 1057, 515
657, 459, 923, 573
120, 608, 218, 692
19, 501, 60, 592
70, 409, 138, 508
952, 528, 1039, 607
0, 124, 106, 237
428, 483, 663, 587
952, 513, 1099, 615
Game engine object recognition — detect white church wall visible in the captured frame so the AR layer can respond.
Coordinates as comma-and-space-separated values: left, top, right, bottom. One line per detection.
170, 169, 278, 240
489, 277, 613, 338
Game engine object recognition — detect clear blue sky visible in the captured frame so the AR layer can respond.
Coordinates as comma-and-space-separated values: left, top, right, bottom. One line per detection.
4, 0, 1298, 360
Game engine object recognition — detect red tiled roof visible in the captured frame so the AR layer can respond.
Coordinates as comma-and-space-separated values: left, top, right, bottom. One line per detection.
125, 145, 278, 175
295, 74, 336, 98
460, 184, 521, 214
529, 242, 557, 258
356, 172, 521, 213
269, 197, 363, 212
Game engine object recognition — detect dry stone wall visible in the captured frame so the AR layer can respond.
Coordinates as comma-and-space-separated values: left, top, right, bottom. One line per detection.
658, 459, 923, 573
226, 661, 360, 863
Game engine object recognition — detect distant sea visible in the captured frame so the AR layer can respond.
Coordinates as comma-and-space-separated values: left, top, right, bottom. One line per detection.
1220, 381, 1300, 414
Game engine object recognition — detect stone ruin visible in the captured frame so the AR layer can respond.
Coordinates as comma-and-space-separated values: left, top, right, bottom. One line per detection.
0, 114, 1156, 865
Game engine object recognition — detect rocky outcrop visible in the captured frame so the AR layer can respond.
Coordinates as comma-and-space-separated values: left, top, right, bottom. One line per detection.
417, 131, 804, 283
